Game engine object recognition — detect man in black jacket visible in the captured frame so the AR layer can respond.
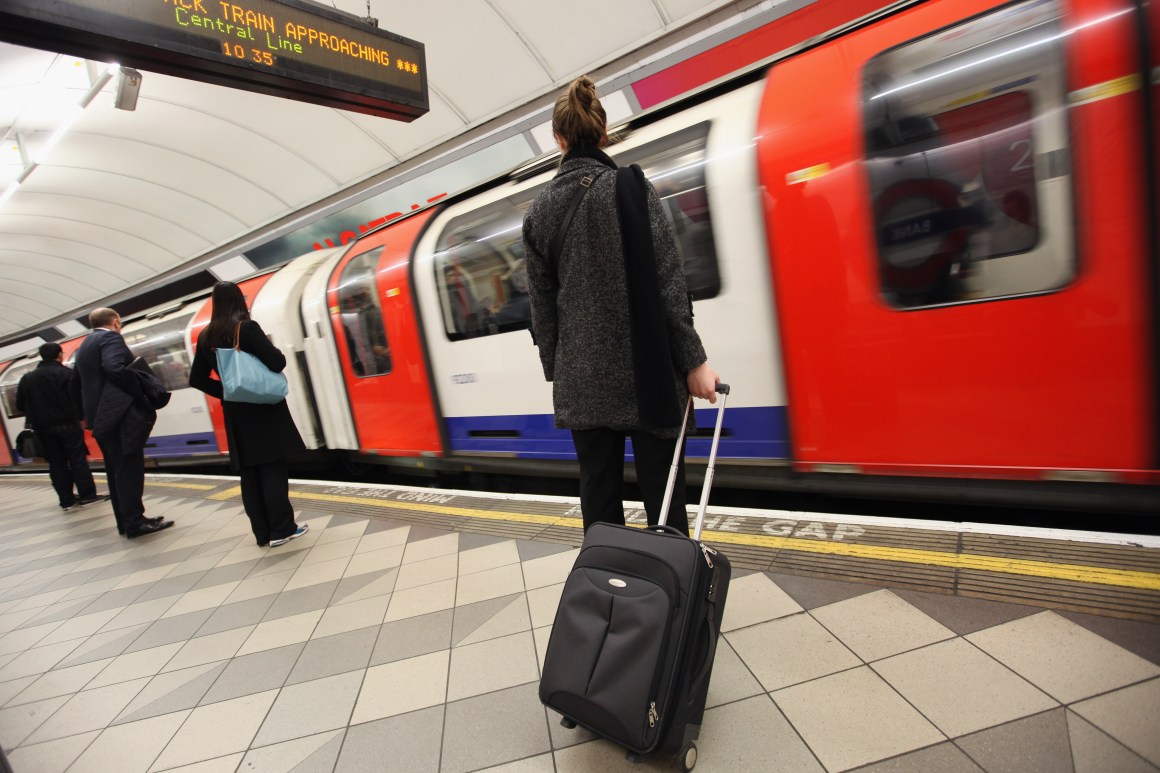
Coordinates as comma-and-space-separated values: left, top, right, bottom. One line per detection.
74, 308, 173, 538
15, 342, 106, 511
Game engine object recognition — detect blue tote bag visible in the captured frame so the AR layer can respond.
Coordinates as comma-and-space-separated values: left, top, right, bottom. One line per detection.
217, 324, 288, 404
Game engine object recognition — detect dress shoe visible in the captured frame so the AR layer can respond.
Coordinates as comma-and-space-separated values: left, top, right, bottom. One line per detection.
126, 520, 174, 538
118, 517, 163, 536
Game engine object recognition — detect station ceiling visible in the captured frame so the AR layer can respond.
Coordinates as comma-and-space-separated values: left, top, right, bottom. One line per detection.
0, 0, 753, 347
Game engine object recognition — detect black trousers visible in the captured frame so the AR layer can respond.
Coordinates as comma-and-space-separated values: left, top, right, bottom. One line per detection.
95, 432, 147, 533
571, 428, 689, 535
38, 424, 96, 507
239, 459, 296, 546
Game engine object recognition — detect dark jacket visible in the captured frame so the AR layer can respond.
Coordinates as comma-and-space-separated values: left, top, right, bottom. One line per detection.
522, 149, 706, 438
189, 319, 306, 471
15, 361, 83, 429
92, 368, 170, 453
74, 328, 136, 429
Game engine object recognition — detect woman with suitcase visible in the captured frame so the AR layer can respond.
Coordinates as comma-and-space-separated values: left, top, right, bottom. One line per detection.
522, 75, 719, 535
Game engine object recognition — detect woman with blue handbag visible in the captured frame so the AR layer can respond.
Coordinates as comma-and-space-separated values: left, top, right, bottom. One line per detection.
190, 281, 308, 547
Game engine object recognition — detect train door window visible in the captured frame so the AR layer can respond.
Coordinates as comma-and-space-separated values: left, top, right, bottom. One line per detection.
337, 247, 392, 377
433, 193, 536, 341
616, 123, 721, 300
862, 0, 1074, 308
0, 358, 39, 418
122, 314, 195, 391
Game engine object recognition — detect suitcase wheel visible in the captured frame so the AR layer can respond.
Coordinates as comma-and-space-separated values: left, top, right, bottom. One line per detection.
560, 717, 577, 730
625, 751, 643, 764
677, 741, 697, 772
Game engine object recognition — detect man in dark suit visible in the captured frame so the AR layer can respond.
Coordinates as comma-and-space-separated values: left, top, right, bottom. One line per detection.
74, 307, 173, 538
15, 342, 107, 511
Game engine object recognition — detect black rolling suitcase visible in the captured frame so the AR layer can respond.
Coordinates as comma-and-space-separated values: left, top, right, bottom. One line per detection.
539, 384, 732, 772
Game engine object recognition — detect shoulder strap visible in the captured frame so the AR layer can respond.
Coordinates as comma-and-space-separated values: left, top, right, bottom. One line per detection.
549, 170, 607, 269
232, 322, 241, 350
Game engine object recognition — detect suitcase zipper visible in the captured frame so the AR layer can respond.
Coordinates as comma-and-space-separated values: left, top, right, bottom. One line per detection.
648, 701, 659, 728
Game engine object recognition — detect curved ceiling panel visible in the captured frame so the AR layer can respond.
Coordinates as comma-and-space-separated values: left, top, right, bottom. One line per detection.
0, 0, 753, 343
8, 192, 213, 255
28, 166, 248, 239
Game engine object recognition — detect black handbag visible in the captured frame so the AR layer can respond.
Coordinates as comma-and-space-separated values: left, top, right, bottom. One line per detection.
15, 428, 45, 459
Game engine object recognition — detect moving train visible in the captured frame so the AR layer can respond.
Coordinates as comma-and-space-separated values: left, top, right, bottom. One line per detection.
2, 0, 1157, 512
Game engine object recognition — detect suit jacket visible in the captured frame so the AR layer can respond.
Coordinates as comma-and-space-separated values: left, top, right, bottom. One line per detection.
74, 328, 136, 429
91, 369, 170, 453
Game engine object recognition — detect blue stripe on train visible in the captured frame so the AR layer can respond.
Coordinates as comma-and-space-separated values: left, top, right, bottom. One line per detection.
143, 431, 219, 458
446, 405, 788, 461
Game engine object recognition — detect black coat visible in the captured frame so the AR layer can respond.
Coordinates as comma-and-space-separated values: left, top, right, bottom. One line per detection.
522, 149, 706, 437
189, 320, 306, 471
15, 361, 83, 429
92, 369, 170, 453
75, 328, 135, 429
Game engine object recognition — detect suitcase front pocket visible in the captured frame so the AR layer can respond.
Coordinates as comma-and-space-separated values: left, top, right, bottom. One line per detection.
540, 566, 673, 750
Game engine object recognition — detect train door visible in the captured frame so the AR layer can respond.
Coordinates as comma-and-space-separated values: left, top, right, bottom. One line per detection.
0, 359, 21, 467
189, 273, 276, 457
758, 0, 1154, 479
327, 210, 442, 457
250, 247, 345, 450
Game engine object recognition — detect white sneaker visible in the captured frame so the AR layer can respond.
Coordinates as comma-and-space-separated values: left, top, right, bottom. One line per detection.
269, 523, 309, 547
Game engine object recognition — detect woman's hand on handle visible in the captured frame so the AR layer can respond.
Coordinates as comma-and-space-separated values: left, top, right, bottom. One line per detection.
687, 362, 720, 404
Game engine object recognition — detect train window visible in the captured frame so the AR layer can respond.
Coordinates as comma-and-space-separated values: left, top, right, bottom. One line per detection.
122, 314, 195, 392
432, 123, 721, 341
615, 123, 721, 301
0, 358, 40, 418
337, 247, 392, 377
862, 0, 1074, 308
433, 194, 535, 341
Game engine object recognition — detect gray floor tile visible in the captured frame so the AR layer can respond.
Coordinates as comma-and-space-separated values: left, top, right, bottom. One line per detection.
240, 729, 345, 773
55, 624, 147, 668
894, 589, 1039, 636
697, 694, 825, 773
196, 595, 277, 638
287, 627, 377, 686
1058, 611, 1160, 667
405, 525, 453, 543
452, 594, 521, 646
332, 569, 397, 605
1066, 710, 1160, 773
768, 571, 879, 610
370, 609, 453, 666
516, 540, 573, 563
336, 704, 443, 773
849, 742, 985, 772
134, 572, 209, 604
252, 670, 363, 747
263, 581, 338, 622
457, 532, 509, 552
363, 518, 407, 536
199, 642, 304, 705
1071, 678, 1160, 767
191, 560, 259, 591
441, 683, 552, 773
114, 661, 227, 723
123, 609, 215, 653
74, 585, 150, 615
955, 708, 1074, 773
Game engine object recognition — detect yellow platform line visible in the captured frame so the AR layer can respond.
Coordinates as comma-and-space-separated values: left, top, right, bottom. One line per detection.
145, 481, 216, 491
205, 487, 1160, 591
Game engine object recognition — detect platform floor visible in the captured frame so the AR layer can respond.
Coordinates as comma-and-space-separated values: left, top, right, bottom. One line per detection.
0, 474, 1158, 773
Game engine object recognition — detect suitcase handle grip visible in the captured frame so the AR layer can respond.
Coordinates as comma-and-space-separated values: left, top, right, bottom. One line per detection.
715, 383, 730, 395
646, 524, 687, 538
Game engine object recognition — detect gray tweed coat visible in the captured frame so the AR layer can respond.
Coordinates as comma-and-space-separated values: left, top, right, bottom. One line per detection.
522, 151, 707, 438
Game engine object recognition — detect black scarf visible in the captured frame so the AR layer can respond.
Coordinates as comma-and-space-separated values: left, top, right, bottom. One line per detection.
615, 164, 682, 429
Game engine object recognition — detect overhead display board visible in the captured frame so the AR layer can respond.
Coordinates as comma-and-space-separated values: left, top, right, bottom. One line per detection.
0, 0, 428, 121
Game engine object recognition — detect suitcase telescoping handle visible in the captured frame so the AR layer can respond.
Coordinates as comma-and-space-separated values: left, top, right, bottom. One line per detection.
658, 383, 730, 541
